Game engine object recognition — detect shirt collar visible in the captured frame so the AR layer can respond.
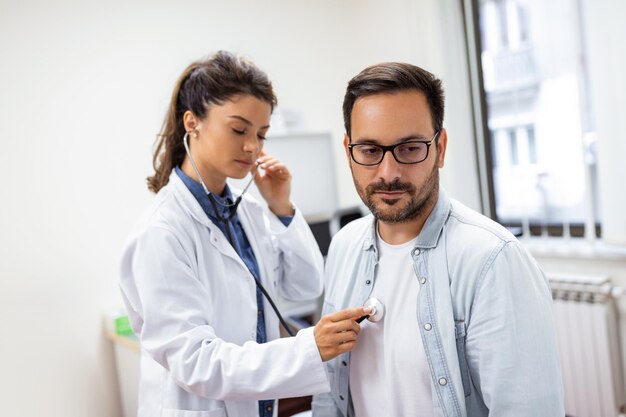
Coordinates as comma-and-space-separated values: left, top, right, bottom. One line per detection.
175, 166, 235, 220
415, 187, 451, 248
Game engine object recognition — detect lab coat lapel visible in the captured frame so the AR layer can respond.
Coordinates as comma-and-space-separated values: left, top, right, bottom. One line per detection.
169, 172, 248, 268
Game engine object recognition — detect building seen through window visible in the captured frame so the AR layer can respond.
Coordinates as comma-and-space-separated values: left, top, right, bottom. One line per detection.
476, 0, 599, 237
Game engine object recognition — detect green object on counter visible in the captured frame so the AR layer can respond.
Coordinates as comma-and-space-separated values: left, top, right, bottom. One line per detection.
115, 315, 133, 335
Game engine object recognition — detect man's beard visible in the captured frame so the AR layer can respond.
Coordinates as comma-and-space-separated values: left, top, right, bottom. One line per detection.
353, 162, 439, 224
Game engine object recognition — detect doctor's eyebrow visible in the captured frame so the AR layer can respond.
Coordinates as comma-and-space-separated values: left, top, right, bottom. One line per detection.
227, 115, 270, 129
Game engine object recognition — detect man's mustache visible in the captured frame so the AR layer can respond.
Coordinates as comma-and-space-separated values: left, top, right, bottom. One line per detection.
367, 179, 415, 193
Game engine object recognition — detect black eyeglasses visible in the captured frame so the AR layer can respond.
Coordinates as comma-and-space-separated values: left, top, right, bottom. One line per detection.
348, 130, 440, 166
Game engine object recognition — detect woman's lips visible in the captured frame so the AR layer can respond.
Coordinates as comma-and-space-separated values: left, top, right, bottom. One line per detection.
235, 159, 253, 167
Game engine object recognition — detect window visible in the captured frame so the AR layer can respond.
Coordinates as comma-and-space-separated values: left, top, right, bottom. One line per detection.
468, 0, 599, 238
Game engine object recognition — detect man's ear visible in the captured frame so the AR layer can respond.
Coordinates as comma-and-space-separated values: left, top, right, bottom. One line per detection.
343, 134, 351, 161
183, 111, 199, 134
436, 128, 448, 168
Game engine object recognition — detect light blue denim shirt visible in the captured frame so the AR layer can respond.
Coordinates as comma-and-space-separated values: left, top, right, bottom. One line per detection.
312, 188, 564, 417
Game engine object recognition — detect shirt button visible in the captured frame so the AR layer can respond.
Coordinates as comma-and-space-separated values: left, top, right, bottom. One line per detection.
258, 309, 262, 316
420, 277, 427, 284
365, 280, 371, 285
424, 323, 432, 331
438, 377, 447, 386
265, 404, 273, 412
413, 248, 421, 256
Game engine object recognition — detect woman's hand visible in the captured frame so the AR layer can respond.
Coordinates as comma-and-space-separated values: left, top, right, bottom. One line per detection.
253, 152, 294, 216
313, 307, 371, 362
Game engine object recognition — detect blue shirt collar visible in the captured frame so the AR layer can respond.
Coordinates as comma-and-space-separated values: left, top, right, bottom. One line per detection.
175, 166, 235, 221
415, 187, 451, 248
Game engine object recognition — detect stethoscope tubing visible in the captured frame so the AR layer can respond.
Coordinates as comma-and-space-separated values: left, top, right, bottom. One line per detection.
183, 131, 295, 337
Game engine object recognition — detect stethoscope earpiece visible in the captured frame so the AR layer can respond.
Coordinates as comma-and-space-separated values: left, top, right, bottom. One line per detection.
182, 131, 255, 209
356, 297, 385, 323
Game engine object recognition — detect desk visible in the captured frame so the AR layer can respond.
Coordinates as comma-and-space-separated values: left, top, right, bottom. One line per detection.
106, 330, 139, 417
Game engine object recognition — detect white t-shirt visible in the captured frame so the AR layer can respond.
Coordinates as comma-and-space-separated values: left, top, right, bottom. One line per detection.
349, 232, 434, 417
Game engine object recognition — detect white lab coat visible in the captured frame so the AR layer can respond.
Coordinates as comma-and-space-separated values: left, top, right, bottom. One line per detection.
119, 171, 329, 417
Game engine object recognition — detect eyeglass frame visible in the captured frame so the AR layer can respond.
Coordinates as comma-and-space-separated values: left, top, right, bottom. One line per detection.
347, 130, 441, 166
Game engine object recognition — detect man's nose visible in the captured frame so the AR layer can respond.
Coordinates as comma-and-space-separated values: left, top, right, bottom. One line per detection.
376, 150, 402, 182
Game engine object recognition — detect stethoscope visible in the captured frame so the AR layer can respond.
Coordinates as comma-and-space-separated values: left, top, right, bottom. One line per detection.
356, 297, 385, 323
183, 132, 296, 336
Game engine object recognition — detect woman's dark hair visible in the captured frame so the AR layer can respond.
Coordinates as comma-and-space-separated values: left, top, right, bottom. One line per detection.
147, 51, 277, 193
342, 62, 445, 138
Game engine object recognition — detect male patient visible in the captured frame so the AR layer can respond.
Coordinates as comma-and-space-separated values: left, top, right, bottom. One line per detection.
312, 62, 564, 416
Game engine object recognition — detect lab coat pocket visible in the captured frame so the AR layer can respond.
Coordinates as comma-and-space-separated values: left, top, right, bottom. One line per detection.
162, 408, 226, 417
455, 321, 472, 397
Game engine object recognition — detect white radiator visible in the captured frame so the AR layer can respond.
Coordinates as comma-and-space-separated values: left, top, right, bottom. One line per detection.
549, 274, 626, 417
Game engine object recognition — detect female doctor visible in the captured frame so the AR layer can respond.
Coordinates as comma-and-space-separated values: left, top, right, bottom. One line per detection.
119, 51, 367, 417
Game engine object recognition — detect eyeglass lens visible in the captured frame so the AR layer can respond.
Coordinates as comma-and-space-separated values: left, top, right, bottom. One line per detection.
352, 141, 430, 165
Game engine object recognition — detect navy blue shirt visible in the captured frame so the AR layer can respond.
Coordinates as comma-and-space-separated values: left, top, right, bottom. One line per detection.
176, 167, 291, 417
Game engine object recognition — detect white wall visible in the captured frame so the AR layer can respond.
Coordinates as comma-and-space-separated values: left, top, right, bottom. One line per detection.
0, 1, 478, 416
582, 0, 626, 245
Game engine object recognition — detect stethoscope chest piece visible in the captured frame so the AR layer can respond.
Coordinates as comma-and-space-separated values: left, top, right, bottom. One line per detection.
362, 297, 385, 322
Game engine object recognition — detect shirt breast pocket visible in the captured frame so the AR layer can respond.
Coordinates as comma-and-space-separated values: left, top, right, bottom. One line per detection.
455, 321, 472, 397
